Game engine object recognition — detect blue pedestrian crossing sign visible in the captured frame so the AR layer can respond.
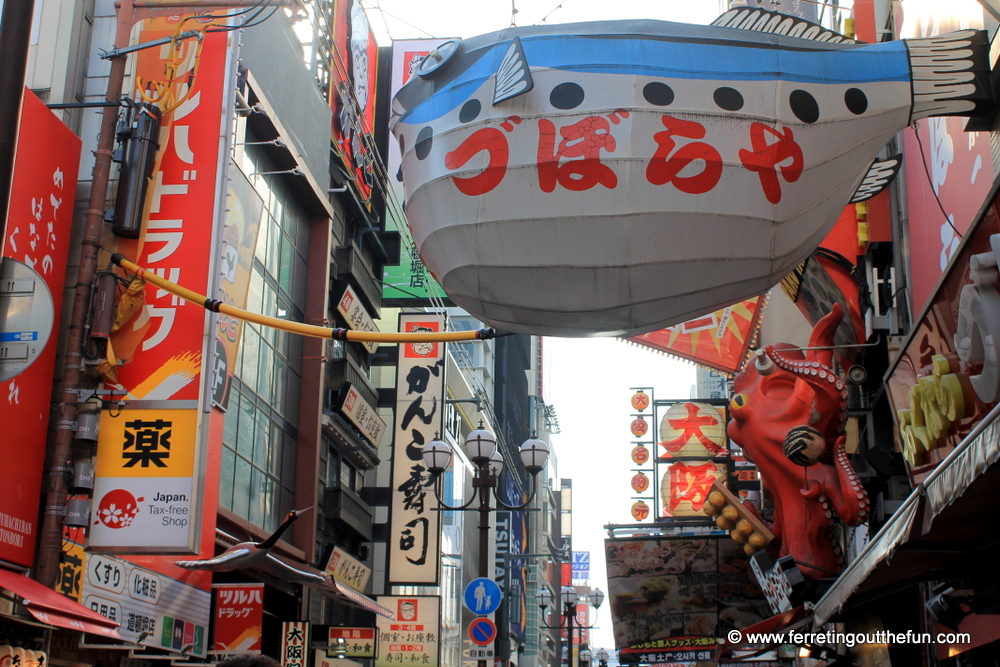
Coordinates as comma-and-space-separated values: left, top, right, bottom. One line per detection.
464, 577, 502, 615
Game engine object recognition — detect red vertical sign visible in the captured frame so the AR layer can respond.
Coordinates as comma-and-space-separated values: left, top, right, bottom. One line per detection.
0, 89, 82, 566
213, 583, 265, 652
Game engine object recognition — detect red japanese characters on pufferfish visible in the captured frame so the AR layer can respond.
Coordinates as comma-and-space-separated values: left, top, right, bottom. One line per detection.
94, 489, 144, 529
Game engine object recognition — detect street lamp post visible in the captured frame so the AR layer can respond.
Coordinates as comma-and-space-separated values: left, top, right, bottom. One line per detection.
536, 586, 604, 667
423, 426, 551, 667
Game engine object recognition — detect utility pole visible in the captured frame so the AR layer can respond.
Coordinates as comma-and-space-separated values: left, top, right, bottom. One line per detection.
34, 0, 137, 587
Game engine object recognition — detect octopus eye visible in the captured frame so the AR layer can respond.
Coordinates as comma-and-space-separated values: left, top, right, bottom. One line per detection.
731, 393, 748, 410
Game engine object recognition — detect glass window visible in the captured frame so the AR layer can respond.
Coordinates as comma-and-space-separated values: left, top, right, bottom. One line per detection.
278, 233, 294, 294
233, 455, 252, 518
240, 327, 261, 393
341, 460, 354, 490
223, 392, 239, 445
220, 446, 236, 510
249, 467, 264, 527
237, 397, 255, 459
253, 411, 270, 469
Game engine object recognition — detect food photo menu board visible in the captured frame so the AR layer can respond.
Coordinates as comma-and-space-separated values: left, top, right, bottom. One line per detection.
606, 536, 770, 654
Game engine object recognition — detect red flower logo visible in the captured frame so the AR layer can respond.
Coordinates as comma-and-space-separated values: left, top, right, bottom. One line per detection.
94, 489, 144, 529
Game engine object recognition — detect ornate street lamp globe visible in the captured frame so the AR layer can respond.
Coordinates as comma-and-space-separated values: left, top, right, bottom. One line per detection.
465, 422, 497, 463
580, 649, 592, 664
422, 436, 453, 473
519, 433, 550, 474
597, 649, 609, 664
488, 450, 504, 477
589, 588, 605, 609
536, 588, 553, 609
561, 585, 579, 608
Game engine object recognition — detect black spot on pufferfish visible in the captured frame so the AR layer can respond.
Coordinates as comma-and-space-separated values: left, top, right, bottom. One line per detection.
714, 87, 744, 111
789, 89, 819, 123
550, 82, 585, 109
415, 126, 433, 160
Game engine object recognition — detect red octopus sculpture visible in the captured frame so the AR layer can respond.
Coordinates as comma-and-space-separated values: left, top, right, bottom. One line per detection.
727, 304, 868, 580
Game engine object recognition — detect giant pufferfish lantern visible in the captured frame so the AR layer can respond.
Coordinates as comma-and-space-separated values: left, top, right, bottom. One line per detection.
391, 7, 995, 336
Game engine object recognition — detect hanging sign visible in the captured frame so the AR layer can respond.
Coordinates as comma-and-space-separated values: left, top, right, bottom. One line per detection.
631, 445, 650, 465
630, 417, 648, 438
631, 472, 650, 494
631, 391, 650, 411
328, 627, 376, 658
388, 315, 446, 585
0, 88, 81, 567
375, 596, 440, 667
391, 12, 992, 336
281, 622, 309, 667
213, 583, 264, 653
337, 285, 380, 353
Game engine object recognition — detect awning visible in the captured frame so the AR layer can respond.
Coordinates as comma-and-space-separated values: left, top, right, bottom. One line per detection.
813, 403, 1000, 627
333, 581, 395, 620
0, 568, 121, 639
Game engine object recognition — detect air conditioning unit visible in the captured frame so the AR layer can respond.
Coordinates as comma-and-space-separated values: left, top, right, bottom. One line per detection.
865, 264, 899, 338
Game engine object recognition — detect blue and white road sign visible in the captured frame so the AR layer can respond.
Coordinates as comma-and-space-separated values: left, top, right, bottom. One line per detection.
464, 577, 502, 615
469, 618, 497, 646
572, 551, 590, 578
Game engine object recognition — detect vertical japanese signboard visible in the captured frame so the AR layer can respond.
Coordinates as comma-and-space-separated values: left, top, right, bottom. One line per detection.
388, 314, 445, 585
91, 15, 229, 553
213, 583, 265, 653
212, 163, 265, 408
281, 622, 310, 667
0, 89, 81, 566
375, 596, 440, 667
382, 39, 450, 304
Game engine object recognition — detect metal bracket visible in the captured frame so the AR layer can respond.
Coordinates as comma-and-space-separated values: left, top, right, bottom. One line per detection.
447, 397, 484, 412
100, 29, 202, 60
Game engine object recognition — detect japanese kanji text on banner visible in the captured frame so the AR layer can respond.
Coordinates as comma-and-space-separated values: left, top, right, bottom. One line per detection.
388, 314, 446, 585
375, 596, 440, 667
213, 583, 265, 653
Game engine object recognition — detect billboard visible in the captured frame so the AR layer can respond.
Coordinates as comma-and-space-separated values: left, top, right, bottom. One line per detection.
92, 14, 230, 553
388, 314, 445, 584
213, 583, 265, 653
605, 536, 769, 654
382, 39, 451, 304
0, 88, 81, 566
375, 596, 440, 667
212, 162, 266, 408
82, 552, 211, 655
626, 298, 763, 375
330, 0, 379, 206
899, 6, 992, 315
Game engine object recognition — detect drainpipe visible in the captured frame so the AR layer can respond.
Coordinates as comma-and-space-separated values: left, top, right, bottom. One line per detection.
34, 0, 137, 587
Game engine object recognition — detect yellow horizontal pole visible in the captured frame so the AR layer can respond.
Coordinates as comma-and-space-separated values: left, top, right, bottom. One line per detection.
110, 253, 502, 343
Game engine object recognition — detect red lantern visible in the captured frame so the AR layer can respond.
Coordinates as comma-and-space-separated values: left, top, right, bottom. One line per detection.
631, 445, 650, 465
631, 501, 650, 521
631, 472, 650, 493
631, 391, 650, 411
630, 417, 648, 437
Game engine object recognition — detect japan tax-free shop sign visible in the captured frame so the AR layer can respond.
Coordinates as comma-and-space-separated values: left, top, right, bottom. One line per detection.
388, 314, 446, 584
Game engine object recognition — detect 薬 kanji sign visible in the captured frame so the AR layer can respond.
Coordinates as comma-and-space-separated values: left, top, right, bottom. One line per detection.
90, 408, 199, 551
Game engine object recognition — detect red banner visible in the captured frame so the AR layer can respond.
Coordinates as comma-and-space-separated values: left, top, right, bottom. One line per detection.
213, 583, 264, 652
0, 89, 82, 566
626, 298, 762, 375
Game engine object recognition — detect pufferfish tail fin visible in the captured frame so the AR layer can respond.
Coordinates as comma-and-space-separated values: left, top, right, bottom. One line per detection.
907, 30, 996, 123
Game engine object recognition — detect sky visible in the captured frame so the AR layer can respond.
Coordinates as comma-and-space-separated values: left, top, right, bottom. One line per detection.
357, 0, 729, 654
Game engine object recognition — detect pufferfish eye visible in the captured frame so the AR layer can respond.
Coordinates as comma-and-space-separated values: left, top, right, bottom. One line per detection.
731, 393, 748, 411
